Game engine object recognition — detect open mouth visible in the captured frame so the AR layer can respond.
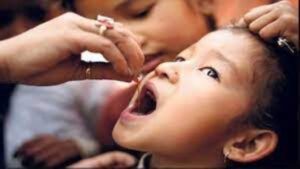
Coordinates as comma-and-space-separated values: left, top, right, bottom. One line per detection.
131, 83, 157, 116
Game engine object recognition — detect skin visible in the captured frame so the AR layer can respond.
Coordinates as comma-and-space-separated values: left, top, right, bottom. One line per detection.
74, 0, 210, 73
15, 135, 82, 169
242, 0, 299, 50
0, 12, 144, 85
4, 0, 208, 168
113, 30, 268, 168
69, 151, 136, 169
91, 0, 212, 146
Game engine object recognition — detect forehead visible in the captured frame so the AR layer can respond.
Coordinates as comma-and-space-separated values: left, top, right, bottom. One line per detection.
192, 30, 263, 62
181, 30, 266, 85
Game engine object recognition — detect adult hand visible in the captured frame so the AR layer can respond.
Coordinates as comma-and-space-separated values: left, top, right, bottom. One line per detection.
240, 0, 299, 49
14, 135, 82, 169
68, 151, 136, 169
0, 12, 144, 85
14, 135, 83, 169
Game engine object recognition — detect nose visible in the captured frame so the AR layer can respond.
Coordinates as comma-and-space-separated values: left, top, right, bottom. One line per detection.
155, 62, 179, 84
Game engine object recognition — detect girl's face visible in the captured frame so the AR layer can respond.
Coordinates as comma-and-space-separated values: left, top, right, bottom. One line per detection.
113, 30, 264, 163
75, 0, 210, 73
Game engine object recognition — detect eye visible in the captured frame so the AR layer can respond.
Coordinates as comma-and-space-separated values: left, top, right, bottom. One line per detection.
199, 67, 220, 81
174, 57, 186, 62
132, 5, 153, 19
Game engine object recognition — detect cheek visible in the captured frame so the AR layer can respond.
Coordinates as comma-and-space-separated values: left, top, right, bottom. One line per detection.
154, 84, 248, 148
143, 3, 209, 52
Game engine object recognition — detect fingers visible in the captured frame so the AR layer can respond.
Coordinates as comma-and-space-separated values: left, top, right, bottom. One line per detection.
248, 10, 279, 33
97, 151, 136, 168
104, 24, 144, 76
69, 151, 136, 169
259, 19, 283, 40
75, 31, 130, 76
244, 5, 273, 24
14, 135, 54, 157
74, 16, 144, 76
242, 0, 298, 44
16, 136, 82, 169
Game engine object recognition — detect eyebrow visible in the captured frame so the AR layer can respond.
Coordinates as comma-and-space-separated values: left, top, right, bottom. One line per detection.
209, 50, 239, 78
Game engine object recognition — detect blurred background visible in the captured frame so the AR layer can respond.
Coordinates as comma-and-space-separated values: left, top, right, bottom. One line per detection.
0, 0, 298, 168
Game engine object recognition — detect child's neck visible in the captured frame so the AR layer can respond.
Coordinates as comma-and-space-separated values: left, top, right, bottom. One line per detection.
150, 152, 225, 169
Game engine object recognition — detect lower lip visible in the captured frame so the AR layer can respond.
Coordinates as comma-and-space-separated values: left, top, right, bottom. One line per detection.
119, 106, 148, 124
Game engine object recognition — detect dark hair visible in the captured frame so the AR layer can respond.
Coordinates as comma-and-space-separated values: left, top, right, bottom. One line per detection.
61, 0, 76, 11
224, 27, 299, 169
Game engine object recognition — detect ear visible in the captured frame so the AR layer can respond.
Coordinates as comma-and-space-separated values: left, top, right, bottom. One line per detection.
190, 0, 215, 16
223, 129, 278, 163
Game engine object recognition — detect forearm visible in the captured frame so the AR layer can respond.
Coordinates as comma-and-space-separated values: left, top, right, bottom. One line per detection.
0, 37, 23, 83
0, 40, 11, 83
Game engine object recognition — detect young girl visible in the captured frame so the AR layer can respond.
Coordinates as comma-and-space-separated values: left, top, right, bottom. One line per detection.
5, 0, 215, 168
70, 1, 298, 169
112, 26, 298, 169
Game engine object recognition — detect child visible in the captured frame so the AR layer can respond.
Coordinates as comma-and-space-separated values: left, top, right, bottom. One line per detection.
112, 26, 298, 169
5, 0, 215, 168
71, 1, 298, 168
72, 2, 297, 169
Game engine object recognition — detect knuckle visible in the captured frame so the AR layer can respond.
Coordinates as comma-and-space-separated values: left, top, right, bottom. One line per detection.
243, 14, 252, 23
249, 23, 259, 32
259, 29, 269, 39
118, 30, 131, 40
281, 14, 294, 23
101, 40, 114, 50
63, 12, 77, 19
60, 12, 79, 24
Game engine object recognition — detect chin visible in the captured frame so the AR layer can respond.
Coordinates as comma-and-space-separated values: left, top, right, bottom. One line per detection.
112, 121, 138, 149
112, 121, 152, 152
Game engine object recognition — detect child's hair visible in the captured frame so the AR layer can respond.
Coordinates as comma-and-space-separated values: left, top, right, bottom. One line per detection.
224, 27, 298, 169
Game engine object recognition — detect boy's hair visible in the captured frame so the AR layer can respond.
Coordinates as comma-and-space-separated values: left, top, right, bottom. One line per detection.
225, 27, 299, 169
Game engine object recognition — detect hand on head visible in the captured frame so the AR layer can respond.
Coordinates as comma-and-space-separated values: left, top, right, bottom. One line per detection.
239, 0, 298, 49
0, 12, 144, 85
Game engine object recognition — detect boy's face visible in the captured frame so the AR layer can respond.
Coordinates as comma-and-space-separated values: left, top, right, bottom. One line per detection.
113, 30, 264, 159
75, 0, 210, 73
